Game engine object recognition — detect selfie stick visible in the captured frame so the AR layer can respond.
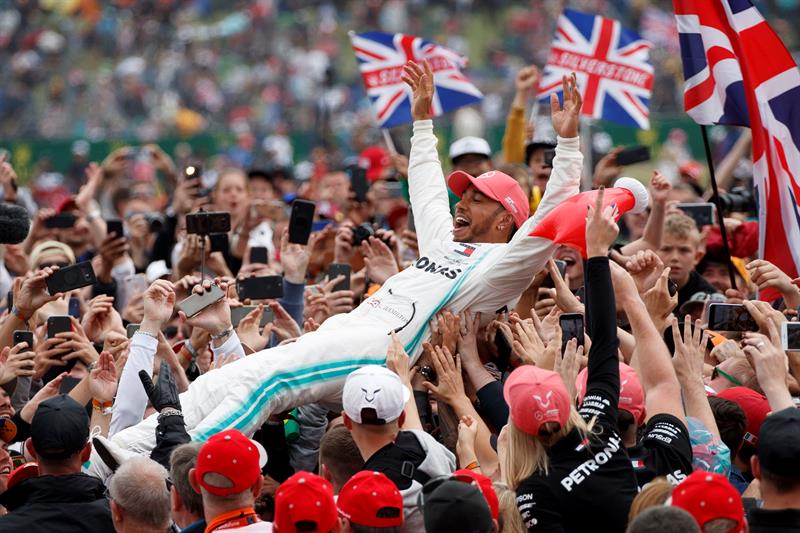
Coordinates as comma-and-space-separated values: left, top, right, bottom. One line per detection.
700, 125, 737, 291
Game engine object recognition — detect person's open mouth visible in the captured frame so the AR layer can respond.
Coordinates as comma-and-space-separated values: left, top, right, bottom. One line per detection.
454, 213, 471, 233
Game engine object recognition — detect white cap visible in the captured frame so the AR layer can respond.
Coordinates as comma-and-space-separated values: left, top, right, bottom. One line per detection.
343, 365, 410, 425
145, 260, 171, 283
449, 136, 492, 161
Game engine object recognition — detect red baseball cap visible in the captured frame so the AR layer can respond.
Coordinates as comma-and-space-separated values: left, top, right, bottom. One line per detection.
359, 146, 392, 182
453, 470, 499, 520
274, 472, 338, 533
337, 471, 404, 528
671, 471, 746, 533
56, 196, 79, 213
503, 365, 571, 436
716, 386, 770, 448
193, 429, 267, 497
576, 363, 646, 426
448, 170, 530, 228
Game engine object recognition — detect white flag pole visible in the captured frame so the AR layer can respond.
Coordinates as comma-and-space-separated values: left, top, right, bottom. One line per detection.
580, 117, 594, 191
382, 129, 398, 155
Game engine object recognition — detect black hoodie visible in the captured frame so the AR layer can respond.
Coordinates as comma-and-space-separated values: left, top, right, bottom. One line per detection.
0, 473, 114, 533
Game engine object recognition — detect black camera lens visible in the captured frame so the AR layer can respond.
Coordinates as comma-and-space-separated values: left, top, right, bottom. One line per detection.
352, 223, 375, 246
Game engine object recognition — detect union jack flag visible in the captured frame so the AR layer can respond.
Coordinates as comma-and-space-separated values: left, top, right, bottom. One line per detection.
537, 9, 654, 129
349, 31, 483, 128
673, 0, 800, 299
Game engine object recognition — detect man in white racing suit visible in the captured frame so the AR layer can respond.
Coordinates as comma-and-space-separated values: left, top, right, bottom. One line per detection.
97, 64, 584, 461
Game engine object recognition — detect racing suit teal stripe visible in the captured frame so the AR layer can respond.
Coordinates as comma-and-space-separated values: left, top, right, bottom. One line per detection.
193, 356, 387, 442
403, 249, 493, 355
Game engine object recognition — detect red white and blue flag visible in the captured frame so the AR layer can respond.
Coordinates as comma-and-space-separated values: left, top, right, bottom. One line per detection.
673, 0, 800, 296
349, 31, 483, 128
537, 9, 654, 129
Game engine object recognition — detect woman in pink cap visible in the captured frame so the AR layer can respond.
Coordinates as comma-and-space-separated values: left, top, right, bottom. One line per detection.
502, 189, 638, 533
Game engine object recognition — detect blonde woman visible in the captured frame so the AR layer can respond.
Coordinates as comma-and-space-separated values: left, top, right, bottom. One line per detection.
502, 189, 638, 532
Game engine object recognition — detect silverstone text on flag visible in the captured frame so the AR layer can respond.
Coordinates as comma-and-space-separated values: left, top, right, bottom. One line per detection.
673, 0, 800, 299
349, 31, 483, 128
537, 9, 654, 129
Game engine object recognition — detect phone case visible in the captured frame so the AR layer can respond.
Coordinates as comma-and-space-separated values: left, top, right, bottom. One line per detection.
176, 284, 225, 318
288, 200, 315, 245
46, 261, 97, 295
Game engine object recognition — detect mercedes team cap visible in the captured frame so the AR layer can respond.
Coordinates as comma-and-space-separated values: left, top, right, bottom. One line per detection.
576, 363, 646, 426
679, 291, 726, 316
343, 365, 410, 425
503, 365, 571, 436
30, 394, 89, 459
447, 170, 530, 228
193, 429, 268, 497
337, 470, 404, 528
449, 136, 492, 162
670, 471, 746, 533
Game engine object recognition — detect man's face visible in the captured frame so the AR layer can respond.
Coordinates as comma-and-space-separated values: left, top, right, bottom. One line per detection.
0, 391, 13, 419
453, 155, 491, 178
453, 186, 507, 243
57, 209, 91, 247
554, 246, 584, 290
249, 179, 276, 202
702, 263, 734, 292
0, 445, 11, 494
658, 233, 702, 288
527, 147, 553, 192
319, 171, 351, 208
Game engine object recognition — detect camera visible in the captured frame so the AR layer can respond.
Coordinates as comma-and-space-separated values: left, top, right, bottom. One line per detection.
352, 223, 375, 247
185, 211, 231, 235
46, 261, 97, 294
717, 186, 756, 215
144, 213, 165, 232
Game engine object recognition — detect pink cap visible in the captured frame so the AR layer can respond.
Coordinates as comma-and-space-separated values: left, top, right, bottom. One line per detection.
448, 170, 530, 228
503, 366, 571, 436
575, 363, 646, 426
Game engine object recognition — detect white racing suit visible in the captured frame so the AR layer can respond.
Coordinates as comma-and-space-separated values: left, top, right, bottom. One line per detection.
98, 120, 582, 461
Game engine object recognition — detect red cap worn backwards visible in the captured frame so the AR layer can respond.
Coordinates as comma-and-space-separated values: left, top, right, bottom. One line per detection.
274, 472, 338, 533
503, 365, 571, 436
337, 471, 404, 528
447, 170, 530, 228
193, 429, 267, 497
671, 471, 746, 533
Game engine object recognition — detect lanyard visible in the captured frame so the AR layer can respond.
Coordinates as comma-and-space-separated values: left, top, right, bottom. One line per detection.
205, 508, 260, 532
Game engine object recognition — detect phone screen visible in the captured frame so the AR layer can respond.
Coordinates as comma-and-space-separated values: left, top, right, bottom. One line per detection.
676, 203, 716, 227
231, 306, 275, 327
783, 322, 800, 351
237, 276, 284, 301
328, 264, 352, 292
560, 313, 585, 356
68, 297, 80, 319
349, 166, 369, 203
707, 304, 758, 332
249, 246, 269, 264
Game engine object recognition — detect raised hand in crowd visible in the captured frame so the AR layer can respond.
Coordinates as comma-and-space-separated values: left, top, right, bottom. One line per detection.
429, 309, 460, 356
361, 236, 399, 285
747, 259, 800, 308
82, 295, 125, 342
741, 320, 793, 411
55, 317, 99, 367
550, 72, 583, 139
141, 280, 177, 335
321, 275, 355, 316
178, 279, 232, 342
89, 351, 119, 406
402, 60, 435, 122
139, 361, 181, 413
0, 341, 36, 384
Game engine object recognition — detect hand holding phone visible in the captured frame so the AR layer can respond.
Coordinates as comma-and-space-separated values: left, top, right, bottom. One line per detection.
782, 322, 800, 351
46, 261, 97, 295
288, 200, 316, 245
328, 264, 352, 292
12, 330, 34, 350
707, 303, 758, 332
176, 283, 225, 319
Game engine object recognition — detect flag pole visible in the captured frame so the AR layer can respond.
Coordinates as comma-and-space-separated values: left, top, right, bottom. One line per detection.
700, 124, 738, 290
382, 129, 398, 155
580, 118, 593, 191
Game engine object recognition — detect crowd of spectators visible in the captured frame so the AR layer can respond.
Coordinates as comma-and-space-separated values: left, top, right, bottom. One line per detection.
0, 2, 798, 533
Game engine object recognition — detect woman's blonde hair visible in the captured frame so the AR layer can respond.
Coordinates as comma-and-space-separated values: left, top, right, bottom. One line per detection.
493, 482, 527, 533
628, 477, 673, 523
503, 408, 595, 490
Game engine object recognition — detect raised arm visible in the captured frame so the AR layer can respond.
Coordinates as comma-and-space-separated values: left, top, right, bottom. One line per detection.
402, 61, 454, 252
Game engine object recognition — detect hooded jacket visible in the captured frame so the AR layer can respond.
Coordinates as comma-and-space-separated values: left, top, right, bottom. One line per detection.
0, 473, 114, 533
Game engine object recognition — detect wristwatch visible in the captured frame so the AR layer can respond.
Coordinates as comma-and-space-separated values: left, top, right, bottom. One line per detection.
210, 327, 233, 342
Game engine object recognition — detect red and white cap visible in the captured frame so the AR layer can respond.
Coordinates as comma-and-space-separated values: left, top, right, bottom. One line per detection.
193, 429, 268, 497
343, 366, 410, 425
575, 363, 646, 425
503, 365, 571, 436
337, 471, 404, 528
274, 472, 338, 533
448, 170, 530, 228
670, 471, 746, 533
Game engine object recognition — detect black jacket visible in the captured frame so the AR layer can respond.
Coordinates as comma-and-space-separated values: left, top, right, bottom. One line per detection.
0, 473, 115, 533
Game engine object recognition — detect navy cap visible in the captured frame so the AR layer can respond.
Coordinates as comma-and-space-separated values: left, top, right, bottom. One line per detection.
758, 407, 800, 478
31, 395, 89, 460
423, 479, 493, 533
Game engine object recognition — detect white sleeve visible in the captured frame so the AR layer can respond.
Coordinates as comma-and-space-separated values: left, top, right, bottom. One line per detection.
211, 331, 246, 361
408, 119, 454, 253
109, 332, 156, 436
484, 135, 583, 287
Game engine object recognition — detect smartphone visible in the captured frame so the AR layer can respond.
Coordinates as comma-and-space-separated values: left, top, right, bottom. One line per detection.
543, 149, 556, 168
68, 296, 80, 319
231, 306, 275, 328
185, 211, 231, 235
542, 260, 567, 289
126, 323, 140, 338
676, 202, 716, 227
6, 290, 12, 310
106, 219, 124, 238
249, 246, 269, 264
44, 213, 76, 229
12, 330, 34, 350
237, 276, 284, 301
560, 313, 585, 356
782, 322, 800, 352
209, 233, 229, 253
349, 166, 369, 203
175, 284, 225, 318
288, 200, 316, 245
707, 303, 758, 332
616, 145, 651, 166
46, 261, 97, 295
328, 264, 352, 292
47, 316, 73, 338
407, 208, 416, 233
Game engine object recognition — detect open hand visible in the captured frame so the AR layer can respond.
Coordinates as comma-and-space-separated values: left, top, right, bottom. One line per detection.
586, 187, 620, 257
551, 72, 583, 138
401, 60, 435, 122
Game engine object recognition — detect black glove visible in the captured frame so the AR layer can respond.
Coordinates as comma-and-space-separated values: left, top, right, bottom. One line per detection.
139, 361, 181, 412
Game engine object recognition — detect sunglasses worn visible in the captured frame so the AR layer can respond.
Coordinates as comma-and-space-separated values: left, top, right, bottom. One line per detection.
38, 262, 70, 270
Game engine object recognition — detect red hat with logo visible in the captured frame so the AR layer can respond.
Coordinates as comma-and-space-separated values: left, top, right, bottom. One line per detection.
274, 472, 338, 533
337, 471, 404, 528
453, 469, 499, 520
716, 386, 770, 448
503, 365, 571, 436
576, 363, 645, 425
671, 471, 746, 533
193, 429, 267, 497
448, 170, 530, 228
359, 146, 392, 182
